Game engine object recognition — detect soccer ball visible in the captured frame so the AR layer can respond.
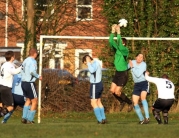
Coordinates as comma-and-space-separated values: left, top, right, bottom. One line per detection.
118, 19, 128, 27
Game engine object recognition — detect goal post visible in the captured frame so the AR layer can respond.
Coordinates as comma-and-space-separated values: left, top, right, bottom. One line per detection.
38, 35, 179, 123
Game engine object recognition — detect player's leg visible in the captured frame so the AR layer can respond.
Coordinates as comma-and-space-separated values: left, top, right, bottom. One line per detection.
162, 99, 174, 124
96, 82, 106, 123
133, 94, 145, 123
114, 71, 132, 112
0, 86, 14, 117
97, 99, 106, 123
141, 91, 149, 122
110, 72, 126, 109
2, 109, 15, 123
152, 99, 162, 124
3, 93, 26, 123
26, 82, 38, 124
21, 82, 37, 124
91, 99, 104, 124
162, 110, 168, 124
21, 98, 31, 123
140, 81, 150, 122
90, 83, 104, 124
27, 98, 37, 123
21, 82, 31, 123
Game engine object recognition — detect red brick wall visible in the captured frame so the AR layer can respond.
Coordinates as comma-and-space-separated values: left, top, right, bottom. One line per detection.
0, 0, 24, 47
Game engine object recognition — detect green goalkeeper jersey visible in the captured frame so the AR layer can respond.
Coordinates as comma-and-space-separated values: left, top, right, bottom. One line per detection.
109, 33, 129, 71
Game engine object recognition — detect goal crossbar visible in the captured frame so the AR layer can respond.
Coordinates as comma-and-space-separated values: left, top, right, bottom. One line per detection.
38, 35, 179, 123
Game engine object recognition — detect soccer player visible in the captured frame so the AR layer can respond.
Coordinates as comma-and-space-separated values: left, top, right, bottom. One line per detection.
0, 51, 22, 117
21, 48, 42, 124
109, 24, 133, 112
129, 53, 150, 124
145, 72, 175, 124
1, 73, 27, 123
82, 55, 106, 124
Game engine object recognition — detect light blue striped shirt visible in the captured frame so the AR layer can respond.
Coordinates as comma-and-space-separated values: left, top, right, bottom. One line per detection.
87, 60, 102, 83
129, 60, 146, 83
21, 57, 39, 82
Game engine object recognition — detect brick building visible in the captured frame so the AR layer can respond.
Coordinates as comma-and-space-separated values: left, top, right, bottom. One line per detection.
0, 0, 109, 76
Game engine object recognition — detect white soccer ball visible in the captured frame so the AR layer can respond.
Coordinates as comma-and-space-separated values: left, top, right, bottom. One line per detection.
118, 19, 128, 27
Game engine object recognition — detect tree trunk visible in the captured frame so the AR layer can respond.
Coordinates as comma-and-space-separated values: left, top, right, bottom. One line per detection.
26, 0, 35, 56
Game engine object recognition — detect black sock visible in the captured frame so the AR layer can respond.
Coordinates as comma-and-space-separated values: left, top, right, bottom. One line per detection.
120, 93, 132, 105
163, 112, 168, 124
0, 107, 9, 117
153, 109, 162, 124
113, 93, 124, 103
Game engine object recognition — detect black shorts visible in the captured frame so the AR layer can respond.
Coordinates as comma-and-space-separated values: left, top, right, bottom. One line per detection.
112, 70, 128, 86
0, 85, 14, 106
132, 81, 149, 96
153, 98, 174, 112
13, 93, 25, 108
90, 81, 103, 99
21, 82, 38, 99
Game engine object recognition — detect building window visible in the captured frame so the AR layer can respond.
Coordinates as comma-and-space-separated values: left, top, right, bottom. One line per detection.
79, 52, 89, 69
36, 0, 54, 21
75, 49, 92, 76
76, 0, 92, 21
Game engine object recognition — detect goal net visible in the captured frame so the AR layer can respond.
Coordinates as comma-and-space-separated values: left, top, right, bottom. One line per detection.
37, 35, 179, 123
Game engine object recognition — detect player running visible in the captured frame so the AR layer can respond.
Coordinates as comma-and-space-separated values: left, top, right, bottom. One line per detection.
0, 51, 22, 118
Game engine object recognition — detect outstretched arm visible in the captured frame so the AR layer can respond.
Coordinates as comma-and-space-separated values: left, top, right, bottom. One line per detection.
145, 71, 160, 84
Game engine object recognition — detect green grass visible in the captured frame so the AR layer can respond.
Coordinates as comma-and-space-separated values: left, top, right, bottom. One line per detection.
0, 111, 179, 138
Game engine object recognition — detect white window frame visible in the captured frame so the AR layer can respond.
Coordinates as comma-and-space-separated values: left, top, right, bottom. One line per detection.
16, 42, 67, 69
76, 0, 93, 21
75, 49, 92, 77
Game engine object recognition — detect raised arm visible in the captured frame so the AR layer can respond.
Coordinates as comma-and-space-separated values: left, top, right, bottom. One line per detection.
109, 24, 117, 49
87, 61, 98, 74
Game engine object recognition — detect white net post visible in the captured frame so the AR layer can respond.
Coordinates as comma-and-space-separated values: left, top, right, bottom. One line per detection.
38, 36, 43, 123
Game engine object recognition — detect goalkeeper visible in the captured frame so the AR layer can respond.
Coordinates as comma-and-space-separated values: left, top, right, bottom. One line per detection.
108, 24, 133, 112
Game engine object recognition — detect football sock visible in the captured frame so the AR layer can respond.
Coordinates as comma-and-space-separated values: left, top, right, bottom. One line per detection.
22, 106, 30, 119
120, 93, 132, 105
0, 108, 9, 117
0, 107, 9, 117
142, 99, 149, 119
99, 107, 106, 120
162, 112, 168, 124
152, 109, 162, 124
94, 107, 102, 122
134, 104, 144, 121
113, 93, 124, 103
27, 110, 36, 122
3, 110, 14, 123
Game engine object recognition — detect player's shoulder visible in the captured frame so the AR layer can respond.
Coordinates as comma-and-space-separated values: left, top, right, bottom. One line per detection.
24, 57, 36, 63
3, 62, 13, 67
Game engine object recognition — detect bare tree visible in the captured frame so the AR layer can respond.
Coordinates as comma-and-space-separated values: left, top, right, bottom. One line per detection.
26, 0, 35, 55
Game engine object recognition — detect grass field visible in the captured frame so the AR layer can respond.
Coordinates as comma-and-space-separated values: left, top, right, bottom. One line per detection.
0, 111, 179, 138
